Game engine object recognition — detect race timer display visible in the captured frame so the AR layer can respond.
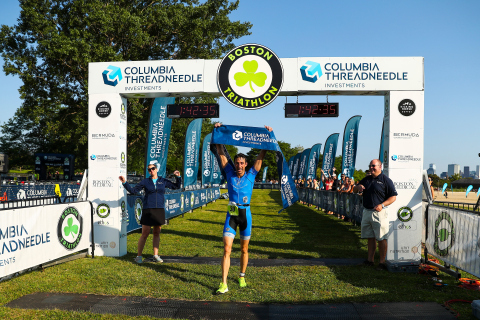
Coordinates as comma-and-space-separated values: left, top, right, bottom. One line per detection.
285, 103, 339, 118
167, 104, 219, 118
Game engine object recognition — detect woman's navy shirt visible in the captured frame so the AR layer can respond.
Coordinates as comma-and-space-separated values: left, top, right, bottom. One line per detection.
123, 176, 182, 209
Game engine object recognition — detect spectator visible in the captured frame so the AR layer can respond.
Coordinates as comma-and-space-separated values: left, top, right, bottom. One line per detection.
353, 159, 397, 270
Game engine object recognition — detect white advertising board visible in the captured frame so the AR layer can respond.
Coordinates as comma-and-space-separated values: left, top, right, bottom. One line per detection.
88, 57, 424, 97
88, 93, 128, 256
0, 202, 92, 278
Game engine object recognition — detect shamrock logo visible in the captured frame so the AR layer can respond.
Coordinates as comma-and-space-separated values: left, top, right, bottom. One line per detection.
234, 60, 267, 92
64, 217, 79, 239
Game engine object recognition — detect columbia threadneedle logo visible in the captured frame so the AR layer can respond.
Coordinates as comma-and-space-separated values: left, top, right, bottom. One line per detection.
102, 65, 123, 86
300, 61, 322, 83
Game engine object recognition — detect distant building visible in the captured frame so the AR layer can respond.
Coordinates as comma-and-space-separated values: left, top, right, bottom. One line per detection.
470, 171, 477, 178
440, 172, 448, 179
427, 163, 436, 175
448, 164, 460, 177
464, 166, 470, 178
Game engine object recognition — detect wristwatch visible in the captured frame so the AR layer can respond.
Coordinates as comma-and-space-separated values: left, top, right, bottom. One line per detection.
381, 204, 385, 209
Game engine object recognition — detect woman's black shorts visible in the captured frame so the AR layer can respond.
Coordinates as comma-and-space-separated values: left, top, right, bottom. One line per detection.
141, 208, 166, 226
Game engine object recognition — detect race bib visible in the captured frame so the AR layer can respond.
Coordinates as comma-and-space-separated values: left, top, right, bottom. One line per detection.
228, 201, 239, 216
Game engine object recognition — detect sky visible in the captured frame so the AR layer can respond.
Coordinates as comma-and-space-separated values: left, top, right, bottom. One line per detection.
0, 0, 479, 175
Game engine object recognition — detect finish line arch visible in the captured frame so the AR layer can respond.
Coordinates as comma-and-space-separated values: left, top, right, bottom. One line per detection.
88, 56, 424, 264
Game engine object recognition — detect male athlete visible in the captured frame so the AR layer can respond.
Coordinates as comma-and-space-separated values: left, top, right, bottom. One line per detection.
213, 123, 272, 294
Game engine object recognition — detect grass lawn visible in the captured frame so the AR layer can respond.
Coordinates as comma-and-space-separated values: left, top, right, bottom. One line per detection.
1, 189, 479, 319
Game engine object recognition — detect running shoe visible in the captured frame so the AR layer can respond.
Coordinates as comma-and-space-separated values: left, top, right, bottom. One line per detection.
238, 277, 247, 288
134, 256, 143, 264
153, 255, 163, 263
216, 282, 228, 294
362, 260, 374, 266
377, 263, 388, 271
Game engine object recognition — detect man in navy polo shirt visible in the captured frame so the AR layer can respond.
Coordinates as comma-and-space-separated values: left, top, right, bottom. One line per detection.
353, 159, 397, 270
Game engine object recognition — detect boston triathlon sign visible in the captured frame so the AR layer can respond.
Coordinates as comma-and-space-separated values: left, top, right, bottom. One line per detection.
217, 44, 283, 110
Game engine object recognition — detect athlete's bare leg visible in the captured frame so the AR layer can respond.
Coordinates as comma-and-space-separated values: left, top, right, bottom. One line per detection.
221, 236, 234, 284
240, 239, 249, 273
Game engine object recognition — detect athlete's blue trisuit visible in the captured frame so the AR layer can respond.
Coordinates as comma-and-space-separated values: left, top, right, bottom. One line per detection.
222, 163, 258, 240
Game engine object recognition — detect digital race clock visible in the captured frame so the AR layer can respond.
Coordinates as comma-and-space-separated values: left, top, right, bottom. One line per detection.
284, 103, 339, 118
167, 104, 219, 118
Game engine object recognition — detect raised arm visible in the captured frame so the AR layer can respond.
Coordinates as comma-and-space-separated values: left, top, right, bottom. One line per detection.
253, 125, 272, 172
213, 123, 228, 169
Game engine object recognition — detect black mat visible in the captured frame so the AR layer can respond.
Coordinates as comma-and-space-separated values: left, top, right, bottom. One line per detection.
145, 256, 364, 267
6, 293, 456, 319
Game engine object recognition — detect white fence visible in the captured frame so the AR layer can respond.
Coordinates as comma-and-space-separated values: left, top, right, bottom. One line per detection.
0, 201, 93, 279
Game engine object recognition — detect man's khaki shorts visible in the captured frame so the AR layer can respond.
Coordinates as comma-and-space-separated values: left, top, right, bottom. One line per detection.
361, 208, 389, 241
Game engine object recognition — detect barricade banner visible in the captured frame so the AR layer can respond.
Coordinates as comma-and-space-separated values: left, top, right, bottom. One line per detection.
145, 97, 174, 178
1, 184, 80, 201
297, 148, 310, 181
306, 144, 322, 180
126, 187, 221, 233
201, 133, 213, 186
320, 133, 339, 189
0, 201, 92, 279
341, 116, 362, 178
183, 119, 203, 188
426, 205, 480, 278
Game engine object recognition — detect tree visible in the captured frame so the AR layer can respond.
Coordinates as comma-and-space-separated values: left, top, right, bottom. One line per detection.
245, 141, 299, 181
0, 0, 251, 171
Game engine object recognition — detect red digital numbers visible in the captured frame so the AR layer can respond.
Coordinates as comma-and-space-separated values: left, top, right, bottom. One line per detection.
285, 103, 339, 118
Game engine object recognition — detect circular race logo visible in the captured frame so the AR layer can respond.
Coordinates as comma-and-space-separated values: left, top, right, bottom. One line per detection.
134, 198, 143, 224
217, 44, 283, 110
96, 101, 112, 118
398, 99, 416, 116
96, 203, 111, 218
397, 206, 413, 222
434, 211, 455, 256
57, 206, 83, 250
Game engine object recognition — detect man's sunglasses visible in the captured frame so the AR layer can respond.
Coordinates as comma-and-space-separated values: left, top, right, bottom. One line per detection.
148, 167, 157, 172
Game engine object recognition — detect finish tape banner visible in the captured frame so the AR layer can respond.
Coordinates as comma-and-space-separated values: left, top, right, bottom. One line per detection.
145, 97, 174, 178
126, 187, 221, 232
210, 125, 298, 212
0, 201, 92, 279
183, 119, 203, 188
0, 184, 80, 201
341, 115, 362, 178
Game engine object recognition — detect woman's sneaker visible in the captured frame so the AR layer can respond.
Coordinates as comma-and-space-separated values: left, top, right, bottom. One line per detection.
153, 255, 163, 263
134, 256, 143, 264
216, 282, 228, 294
238, 277, 247, 288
